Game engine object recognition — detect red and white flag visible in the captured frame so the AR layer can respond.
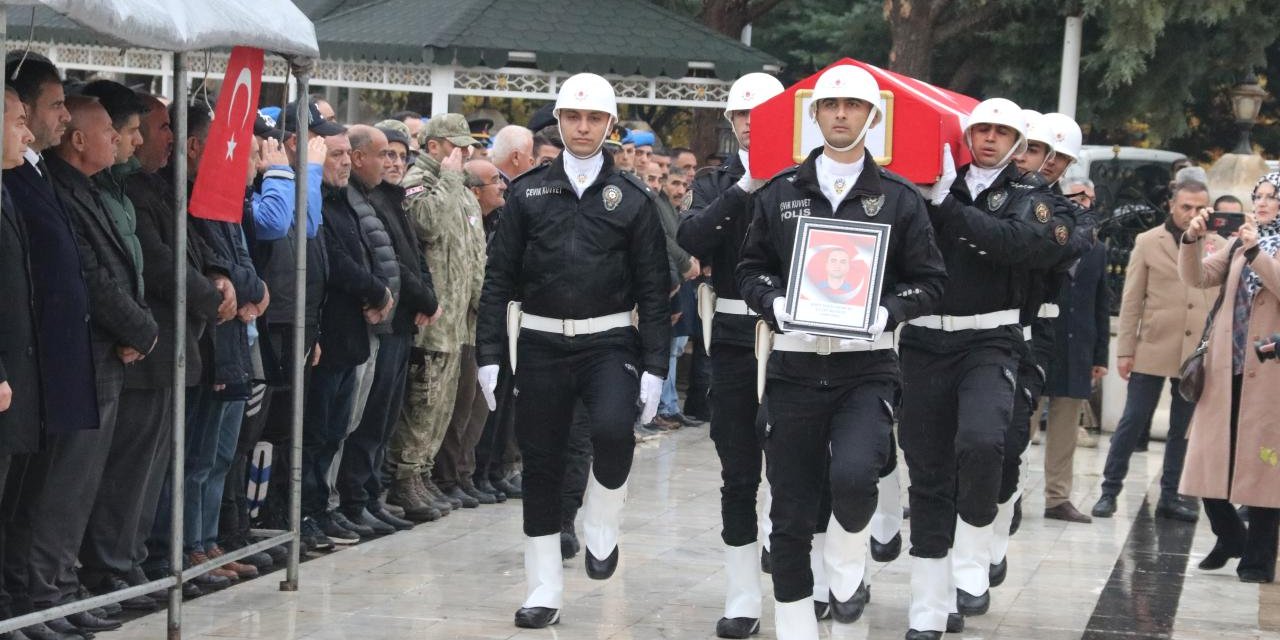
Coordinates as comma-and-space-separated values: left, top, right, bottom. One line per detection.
189, 46, 264, 223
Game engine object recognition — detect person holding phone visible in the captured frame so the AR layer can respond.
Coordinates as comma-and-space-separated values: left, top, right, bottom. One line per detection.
1177, 172, 1280, 583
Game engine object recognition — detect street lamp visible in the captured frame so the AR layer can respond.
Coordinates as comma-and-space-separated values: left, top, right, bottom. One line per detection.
716, 117, 737, 158
1229, 72, 1268, 154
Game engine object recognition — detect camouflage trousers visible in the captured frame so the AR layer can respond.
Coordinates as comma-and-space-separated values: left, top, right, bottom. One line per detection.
388, 349, 461, 479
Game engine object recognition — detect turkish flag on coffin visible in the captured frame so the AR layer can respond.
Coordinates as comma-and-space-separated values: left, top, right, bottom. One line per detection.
189, 46, 264, 223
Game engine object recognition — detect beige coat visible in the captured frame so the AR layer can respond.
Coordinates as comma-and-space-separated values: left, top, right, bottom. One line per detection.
1116, 225, 1217, 377
1178, 238, 1280, 508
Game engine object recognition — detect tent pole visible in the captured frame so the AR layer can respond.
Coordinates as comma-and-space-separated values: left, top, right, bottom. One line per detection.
168, 50, 189, 640
280, 68, 310, 593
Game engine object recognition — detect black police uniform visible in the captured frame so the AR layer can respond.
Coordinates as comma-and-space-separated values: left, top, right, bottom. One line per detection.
676, 153, 763, 549
737, 148, 946, 604
898, 162, 1066, 560
476, 151, 671, 539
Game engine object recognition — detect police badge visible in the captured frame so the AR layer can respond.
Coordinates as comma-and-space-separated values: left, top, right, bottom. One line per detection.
602, 185, 622, 211
987, 190, 1008, 211
1054, 224, 1069, 245
1034, 201, 1051, 223
862, 194, 885, 218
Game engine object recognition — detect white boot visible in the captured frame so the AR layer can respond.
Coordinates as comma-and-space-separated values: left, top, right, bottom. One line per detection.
810, 533, 830, 619
907, 555, 950, 633
515, 534, 562, 628
823, 514, 871, 623
759, 474, 773, 555
989, 491, 1020, 581
582, 473, 628, 579
775, 597, 820, 640
717, 542, 763, 637
952, 516, 993, 615
869, 467, 903, 561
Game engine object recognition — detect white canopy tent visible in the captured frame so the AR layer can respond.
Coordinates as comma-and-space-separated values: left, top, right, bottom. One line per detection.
0, 2, 317, 637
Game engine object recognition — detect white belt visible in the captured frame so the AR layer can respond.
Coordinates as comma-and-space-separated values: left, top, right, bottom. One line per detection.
907, 309, 1021, 332
1022, 326, 1032, 341
772, 333, 896, 355
714, 298, 758, 316
520, 311, 632, 337
1038, 303, 1060, 319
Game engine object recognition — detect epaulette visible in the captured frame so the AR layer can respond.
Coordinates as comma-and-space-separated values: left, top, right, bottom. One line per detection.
509, 161, 550, 189
1012, 170, 1049, 189
759, 164, 800, 189
619, 171, 661, 203
877, 165, 920, 192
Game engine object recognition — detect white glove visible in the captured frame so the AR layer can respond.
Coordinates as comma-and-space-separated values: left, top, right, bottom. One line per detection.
638, 372, 663, 424
772, 297, 816, 343
927, 143, 957, 206
736, 172, 765, 194
477, 364, 499, 411
836, 306, 891, 349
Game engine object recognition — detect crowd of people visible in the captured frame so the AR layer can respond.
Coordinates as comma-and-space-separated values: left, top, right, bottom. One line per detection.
0, 47, 1275, 640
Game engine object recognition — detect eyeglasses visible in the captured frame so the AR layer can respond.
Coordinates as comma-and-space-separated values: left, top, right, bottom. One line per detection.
1251, 193, 1280, 203
381, 150, 408, 163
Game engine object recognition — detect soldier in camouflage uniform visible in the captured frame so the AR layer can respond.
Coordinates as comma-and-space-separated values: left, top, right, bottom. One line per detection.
387, 114, 487, 518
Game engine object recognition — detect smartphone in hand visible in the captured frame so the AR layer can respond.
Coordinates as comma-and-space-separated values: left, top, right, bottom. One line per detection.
1208, 210, 1246, 238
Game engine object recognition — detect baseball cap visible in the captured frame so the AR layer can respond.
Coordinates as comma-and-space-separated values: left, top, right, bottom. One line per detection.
282, 99, 346, 136
421, 113, 480, 147
255, 109, 289, 140
374, 119, 412, 149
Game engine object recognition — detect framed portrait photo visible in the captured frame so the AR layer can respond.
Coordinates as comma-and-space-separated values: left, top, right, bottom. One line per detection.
781, 217, 892, 340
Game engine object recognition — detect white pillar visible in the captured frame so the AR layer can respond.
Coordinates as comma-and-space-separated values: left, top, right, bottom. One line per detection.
1057, 15, 1083, 118
346, 87, 361, 123
430, 66, 455, 116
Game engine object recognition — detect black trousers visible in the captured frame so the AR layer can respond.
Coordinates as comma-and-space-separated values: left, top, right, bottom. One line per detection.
899, 345, 1016, 558
259, 324, 319, 528
474, 364, 516, 484
338, 333, 411, 512
301, 364, 357, 518
709, 344, 762, 547
81, 386, 173, 586
561, 401, 593, 529
515, 341, 639, 538
684, 334, 712, 418
764, 377, 895, 603
998, 355, 1043, 504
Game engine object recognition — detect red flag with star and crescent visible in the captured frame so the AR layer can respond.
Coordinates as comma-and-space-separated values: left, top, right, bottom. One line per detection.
189, 46, 264, 223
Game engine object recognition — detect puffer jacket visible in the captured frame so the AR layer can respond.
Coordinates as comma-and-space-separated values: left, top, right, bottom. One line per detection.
348, 178, 400, 334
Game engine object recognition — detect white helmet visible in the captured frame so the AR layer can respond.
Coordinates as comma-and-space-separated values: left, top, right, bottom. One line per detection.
808, 65, 882, 152
1042, 112, 1083, 161
554, 73, 618, 120
964, 97, 1027, 167
724, 72, 785, 117
1022, 109, 1054, 149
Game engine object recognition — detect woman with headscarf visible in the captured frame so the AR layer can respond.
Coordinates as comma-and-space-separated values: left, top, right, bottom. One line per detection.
1178, 172, 1280, 583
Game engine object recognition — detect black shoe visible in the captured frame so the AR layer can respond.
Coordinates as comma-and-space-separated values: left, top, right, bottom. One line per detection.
315, 514, 357, 546
560, 529, 580, 560
673, 412, 705, 427
715, 616, 760, 638
444, 485, 479, 509
92, 575, 159, 611
1238, 568, 1273, 583
585, 545, 619, 580
1091, 494, 1117, 518
989, 557, 1008, 587
428, 479, 463, 509
1199, 542, 1244, 570
904, 631, 941, 640
66, 611, 120, 632
347, 508, 396, 536
870, 532, 902, 562
1044, 502, 1093, 523
264, 544, 289, 565
191, 571, 231, 591
370, 507, 415, 531
947, 612, 965, 633
514, 606, 560, 628
830, 582, 870, 623
760, 548, 772, 574
301, 517, 336, 550
956, 587, 990, 616
329, 510, 376, 538
476, 478, 506, 502
813, 600, 831, 620
22, 622, 82, 640
492, 477, 522, 499
1155, 496, 1199, 523
1010, 496, 1023, 535
182, 581, 204, 598
460, 482, 497, 505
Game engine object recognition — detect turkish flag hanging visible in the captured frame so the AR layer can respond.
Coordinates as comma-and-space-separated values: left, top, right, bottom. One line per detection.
189, 46, 264, 222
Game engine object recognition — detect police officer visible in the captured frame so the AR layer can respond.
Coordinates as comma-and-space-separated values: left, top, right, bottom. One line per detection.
475, 73, 671, 629
900, 98, 1069, 640
677, 71, 785, 639
737, 65, 946, 640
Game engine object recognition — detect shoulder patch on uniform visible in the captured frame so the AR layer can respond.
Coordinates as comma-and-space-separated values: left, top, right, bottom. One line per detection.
404, 185, 425, 198
1054, 224, 1069, 245
1035, 201, 1051, 223
987, 190, 1008, 211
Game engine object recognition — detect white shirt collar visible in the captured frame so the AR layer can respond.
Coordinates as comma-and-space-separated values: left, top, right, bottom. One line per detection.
964, 164, 1004, 201
737, 149, 751, 175
23, 148, 41, 175
815, 152, 864, 210
562, 152, 604, 198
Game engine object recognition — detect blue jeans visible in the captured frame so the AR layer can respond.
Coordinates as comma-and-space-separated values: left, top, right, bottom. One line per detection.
183, 386, 246, 553
1100, 372, 1192, 500
659, 336, 689, 416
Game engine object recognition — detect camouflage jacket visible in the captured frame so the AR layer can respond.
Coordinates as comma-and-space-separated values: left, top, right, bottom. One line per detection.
402, 154, 486, 352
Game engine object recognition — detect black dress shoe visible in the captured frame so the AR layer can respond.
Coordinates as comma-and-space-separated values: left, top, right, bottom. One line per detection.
514, 606, 560, 628
370, 507, 415, 531
813, 600, 831, 620
492, 477, 522, 499
349, 508, 396, 536
989, 557, 1008, 587
460, 482, 497, 505
715, 616, 760, 638
585, 545, 619, 580
1156, 497, 1199, 523
904, 630, 941, 640
1010, 497, 1023, 535
1045, 502, 1093, 523
1238, 568, 1273, 583
1092, 494, 1117, 518
329, 510, 377, 538
182, 581, 204, 598
475, 478, 506, 502
560, 529, 580, 560
21, 622, 81, 640
870, 532, 902, 562
1198, 543, 1243, 570
93, 575, 159, 611
947, 612, 965, 633
830, 582, 870, 623
67, 611, 120, 632
445, 486, 479, 509
760, 548, 772, 574
956, 588, 989, 616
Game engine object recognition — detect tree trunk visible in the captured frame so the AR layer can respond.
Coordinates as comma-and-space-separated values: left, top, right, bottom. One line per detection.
884, 0, 936, 81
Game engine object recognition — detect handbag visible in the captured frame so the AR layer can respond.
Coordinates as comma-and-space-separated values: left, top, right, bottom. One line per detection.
1177, 239, 1239, 402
